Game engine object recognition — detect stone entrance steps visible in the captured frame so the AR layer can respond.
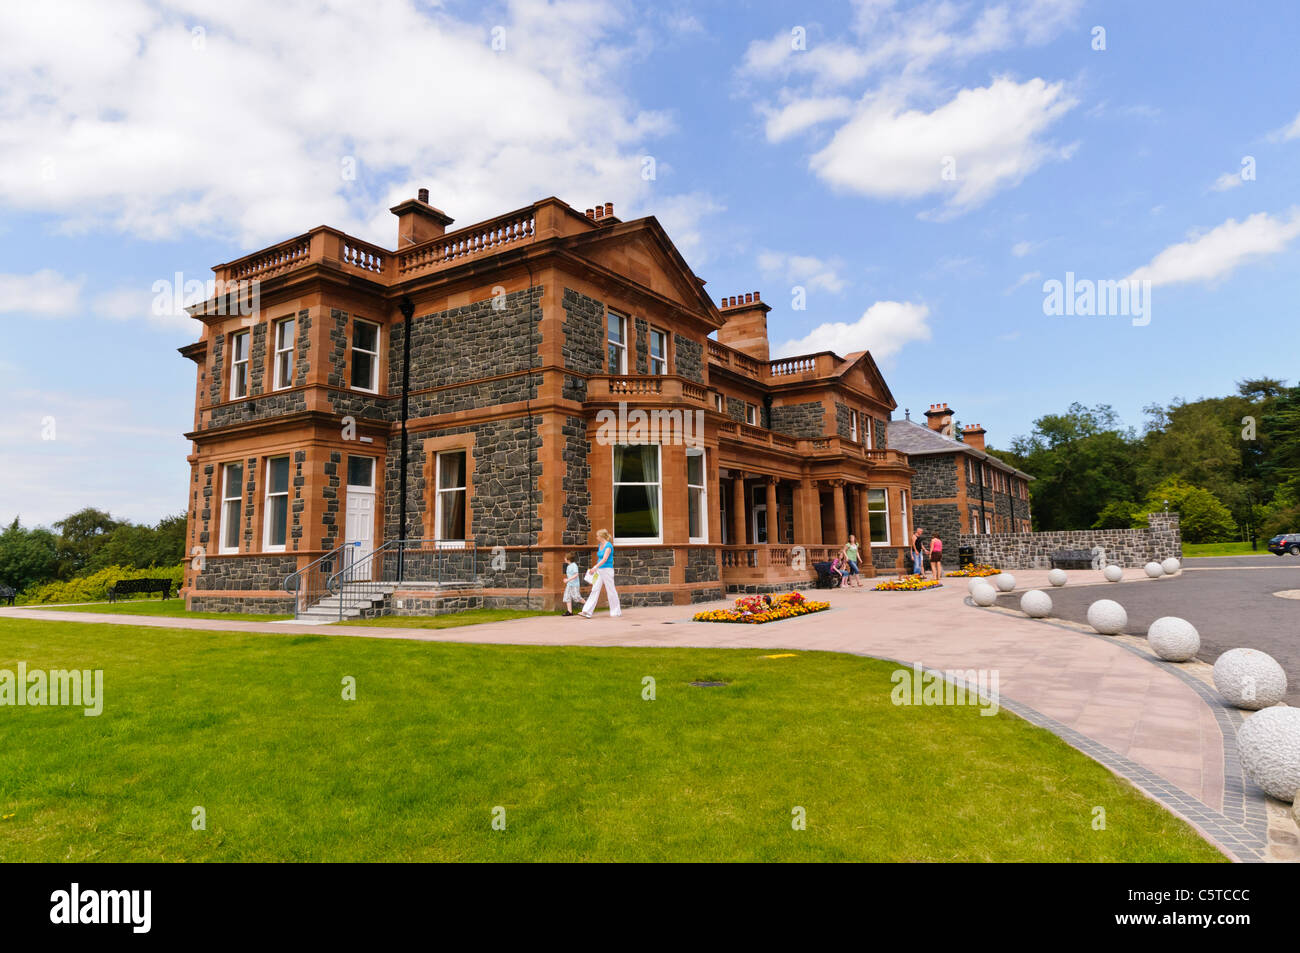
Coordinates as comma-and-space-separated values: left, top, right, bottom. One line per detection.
296, 584, 398, 623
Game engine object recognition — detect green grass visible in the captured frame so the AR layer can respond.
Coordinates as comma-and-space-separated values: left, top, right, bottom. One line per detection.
26, 598, 291, 623
0, 619, 1225, 862
1182, 541, 1271, 558
337, 608, 549, 628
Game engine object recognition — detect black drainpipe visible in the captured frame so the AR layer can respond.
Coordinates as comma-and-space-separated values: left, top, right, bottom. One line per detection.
977, 457, 987, 533
397, 295, 415, 581
1007, 474, 1016, 531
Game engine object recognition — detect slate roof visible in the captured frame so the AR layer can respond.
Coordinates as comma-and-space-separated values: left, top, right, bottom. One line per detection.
886, 418, 1035, 481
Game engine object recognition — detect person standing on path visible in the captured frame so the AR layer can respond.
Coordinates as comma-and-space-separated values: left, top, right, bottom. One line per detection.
844, 535, 864, 588
911, 527, 925, 576
929, 534, 944, 581
580, 528, 622, 618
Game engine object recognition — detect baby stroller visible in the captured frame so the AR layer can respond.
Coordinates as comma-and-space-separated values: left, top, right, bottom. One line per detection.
813, 560, 842, 589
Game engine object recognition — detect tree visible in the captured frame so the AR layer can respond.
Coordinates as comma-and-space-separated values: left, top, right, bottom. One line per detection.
1092, 500, 1141, 530
0, 518, 59, 593
53, 508, 122, 578
1138, 479, 1236, 543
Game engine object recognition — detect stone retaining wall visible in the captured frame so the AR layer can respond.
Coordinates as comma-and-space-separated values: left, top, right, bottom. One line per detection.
960, 513, 1181, 569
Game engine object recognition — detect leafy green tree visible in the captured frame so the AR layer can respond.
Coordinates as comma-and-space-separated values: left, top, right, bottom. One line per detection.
1138, 479, 1236, 543
0, 518, 59, 592
53, 507, 122, 578
1092, 500, 1142, 529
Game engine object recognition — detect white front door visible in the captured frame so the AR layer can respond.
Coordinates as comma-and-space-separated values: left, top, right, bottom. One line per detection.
344, 457, 376, 580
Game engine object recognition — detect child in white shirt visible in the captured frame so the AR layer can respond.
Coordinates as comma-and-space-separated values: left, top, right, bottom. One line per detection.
563, 555, 582, 616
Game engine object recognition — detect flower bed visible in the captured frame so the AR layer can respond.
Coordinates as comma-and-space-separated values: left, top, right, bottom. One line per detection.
873, 575, 944, 591
693, 591, 830, 624
945, 564, 1001, 578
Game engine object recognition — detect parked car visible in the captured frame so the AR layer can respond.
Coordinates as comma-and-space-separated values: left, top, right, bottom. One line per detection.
1267, 533, 1300, 556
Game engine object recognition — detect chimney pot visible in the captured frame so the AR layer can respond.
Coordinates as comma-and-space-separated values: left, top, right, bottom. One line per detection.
604, 202, 613, 216
417, 188, 429, 203
586, 208, 595, 219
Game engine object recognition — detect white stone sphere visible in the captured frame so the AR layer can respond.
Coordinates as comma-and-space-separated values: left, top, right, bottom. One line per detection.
1087, 599, 1128, 635
1147, 616, 1200, 662
971, 583, 998, 607
967, 577, 984, 594
1144, 561, 1164, 578
1047, 568, 1068, 587
993, 573, 1016, 592
1020, 590, 1052, 618
1161, 557, 1181, 575
1213, 648, 1288, 710
1103, 564, 1123, 582
1236, 706, 1300, 802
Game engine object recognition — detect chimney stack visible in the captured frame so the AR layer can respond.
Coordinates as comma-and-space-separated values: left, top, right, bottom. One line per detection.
924, 402, 954, 435
717, 291, 771, 362
390, 188, 454, 247
961, 423, 986, 452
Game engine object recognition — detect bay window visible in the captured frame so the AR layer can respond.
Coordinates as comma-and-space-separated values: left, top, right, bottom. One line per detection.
686, 448, 707, 543
263, 456, 290, 551
867, 488, 890, 545
613, 445, 661, 543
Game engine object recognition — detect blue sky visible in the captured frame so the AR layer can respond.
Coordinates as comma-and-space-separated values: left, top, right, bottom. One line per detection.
3, 0, 1299, 528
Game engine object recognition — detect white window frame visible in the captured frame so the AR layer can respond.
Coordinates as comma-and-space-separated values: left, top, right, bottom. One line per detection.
263, 456, 290, 552
272, 316, 295, 391
900, 489, 910, 545
745, 402, 758, 426
229, 330, 250, 400
714, 393, 724, 413
686, 448, 707, 544
351, 319, 380, 393
867, 488, 890, 546
649, 327, 668, 375
219, 462, 243, 555
612, 444, 662, 545
607, 311, 628, 374
434, 450, 468, 543
849, 409, 859, 442
865, 416, 874, 449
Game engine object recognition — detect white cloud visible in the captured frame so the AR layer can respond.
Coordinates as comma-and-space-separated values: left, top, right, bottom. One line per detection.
762, 96, 855, 143
1209, 171, 1245, 192
1127, 210, 1300, 287
1004, 271, 1041, 294
0, 269, 83, 316
810, 78, 1077, 215
776, 300, 931, 359
0, 0, 688, 249
1011, 240, 1039, 257
758, 250, 847, 294
1269, 109, 1300, 141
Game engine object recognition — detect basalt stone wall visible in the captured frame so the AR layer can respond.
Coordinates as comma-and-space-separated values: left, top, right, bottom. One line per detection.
770, 401, 825, 438
613, 547, 674, 585
675, 335, 704, 383
249, 324, 268, 395
685, 547, 719, 583
198, 464, 215, 546
327, 308, 349, 387
834, 402, 854, 439
321, 452, 342, 550
960, 513, 1182, 569
561, 288, 605, 400
726, 396, 747, 423
691, 584, 726, 603
633, 318, 649, 373
208, 390, 309, 428
188, 595, 295, 614
294, 310, 311, 387
242, 456, 258, 552
395, 288, 542, 395
193, 554, 300, 592
406, 375, 535, 419
325, 389, 391, 422
561, 416, 591, 547
871, 546, 904, 571
910, 454, 958, 499
913, 503, 960, 556
208, 334, 225, 408
873, 417, 888, 449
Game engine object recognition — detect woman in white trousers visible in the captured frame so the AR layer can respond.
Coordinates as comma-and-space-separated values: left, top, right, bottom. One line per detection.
581, 528, 621, 618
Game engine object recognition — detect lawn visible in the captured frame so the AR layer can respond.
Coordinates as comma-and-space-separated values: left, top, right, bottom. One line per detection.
26, 598, 291, 623
1182, 541, 1271, 558
0, 619, 1225, 862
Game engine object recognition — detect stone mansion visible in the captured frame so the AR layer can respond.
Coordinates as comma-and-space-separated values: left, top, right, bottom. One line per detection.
179, 191, 1031, 615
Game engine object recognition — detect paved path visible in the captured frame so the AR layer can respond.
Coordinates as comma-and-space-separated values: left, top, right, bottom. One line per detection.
3, 569, 1294, 862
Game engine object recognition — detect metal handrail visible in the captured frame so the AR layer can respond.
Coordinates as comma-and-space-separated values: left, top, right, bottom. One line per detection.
325, 538, 479, 621
284, 542, 353, 619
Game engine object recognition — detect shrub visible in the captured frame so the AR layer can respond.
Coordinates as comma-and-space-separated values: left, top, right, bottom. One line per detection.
18, 563, 186, 606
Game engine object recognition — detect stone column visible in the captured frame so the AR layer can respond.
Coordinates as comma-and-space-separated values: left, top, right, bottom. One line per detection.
856, 485, 870, 549
792, 479, 807, 544
810, 480, 823, 546
765, 478, 778, 545
731, 475, 747, 546
831, 480, 847, 547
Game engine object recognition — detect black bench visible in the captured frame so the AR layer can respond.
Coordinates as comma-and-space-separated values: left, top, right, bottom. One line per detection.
0, 585, 14, 606
107, 579, 172, 603
1051, 549, 1095, 570
812, 561, 842, 589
